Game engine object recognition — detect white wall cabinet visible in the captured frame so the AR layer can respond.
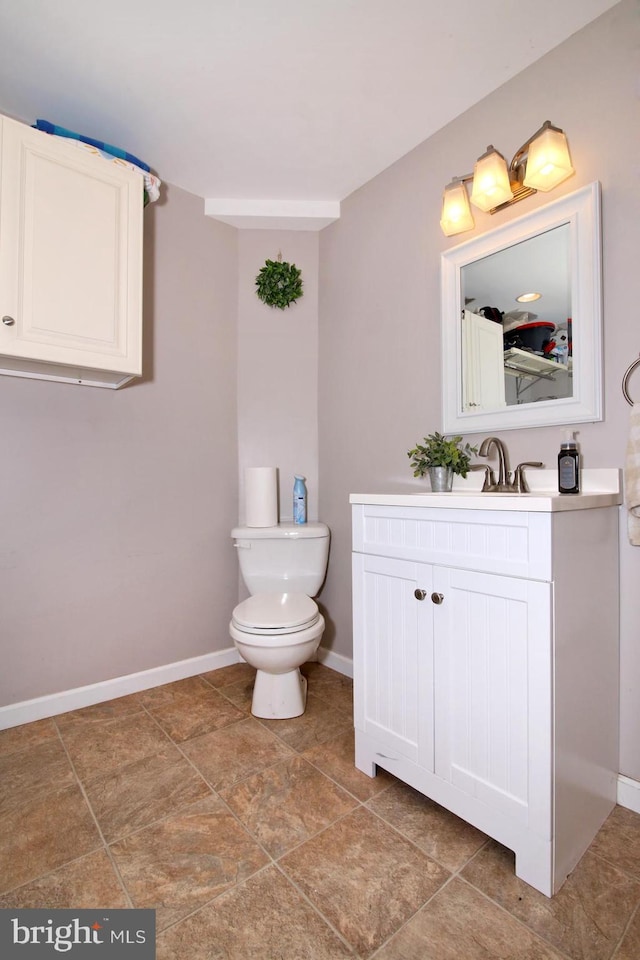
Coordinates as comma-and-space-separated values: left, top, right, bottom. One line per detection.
0, 113, 143, 388
351, 499, 619, 896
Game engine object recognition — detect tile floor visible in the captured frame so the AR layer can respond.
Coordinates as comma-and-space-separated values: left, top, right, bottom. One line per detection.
1, 661, 640, 959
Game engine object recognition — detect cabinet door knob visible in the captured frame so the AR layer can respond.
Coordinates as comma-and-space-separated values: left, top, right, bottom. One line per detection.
2, 316, 15, 326
431, 592, 444, 605
414, 589, 427, 601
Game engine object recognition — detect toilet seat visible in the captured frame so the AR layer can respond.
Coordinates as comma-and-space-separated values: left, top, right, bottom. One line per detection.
231, 592, 319, 636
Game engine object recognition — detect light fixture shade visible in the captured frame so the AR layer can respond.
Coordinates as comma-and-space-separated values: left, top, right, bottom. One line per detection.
440, 180, 474, 236
524, 126, 574, 192
469, 147, 514, 212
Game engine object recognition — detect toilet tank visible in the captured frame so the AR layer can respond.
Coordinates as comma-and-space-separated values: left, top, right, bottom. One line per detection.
232, 522, 330, 596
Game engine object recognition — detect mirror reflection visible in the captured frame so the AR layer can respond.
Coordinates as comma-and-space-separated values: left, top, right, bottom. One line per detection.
461, 224, 572, 412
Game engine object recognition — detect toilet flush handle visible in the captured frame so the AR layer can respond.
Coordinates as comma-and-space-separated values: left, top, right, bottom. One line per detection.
233, 541, 251, 549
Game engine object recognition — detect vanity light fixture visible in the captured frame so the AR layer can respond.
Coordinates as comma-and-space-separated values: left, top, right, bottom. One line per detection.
440, 121, 574, 237
439, 179, 475, 236
469, 146, 513, 213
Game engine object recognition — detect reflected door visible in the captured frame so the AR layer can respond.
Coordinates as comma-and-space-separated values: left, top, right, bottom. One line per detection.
462, 310, 506, 412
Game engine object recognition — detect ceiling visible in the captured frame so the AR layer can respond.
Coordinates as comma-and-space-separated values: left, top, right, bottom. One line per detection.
0, 1, 619, 228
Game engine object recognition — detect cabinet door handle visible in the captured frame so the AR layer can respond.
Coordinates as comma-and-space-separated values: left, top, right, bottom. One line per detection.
431, 592, 444, 605
414, 589, 427, 601
2, 316, 15, 326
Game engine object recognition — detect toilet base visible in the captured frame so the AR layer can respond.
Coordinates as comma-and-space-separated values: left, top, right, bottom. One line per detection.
251, 668, 308, 719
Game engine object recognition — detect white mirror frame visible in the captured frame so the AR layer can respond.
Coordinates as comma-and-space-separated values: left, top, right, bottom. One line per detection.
441, 181, 602, 434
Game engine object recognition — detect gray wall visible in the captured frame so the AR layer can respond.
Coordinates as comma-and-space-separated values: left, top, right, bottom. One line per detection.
0, 183, 239, 705
318, 0, 640, 778
237, 231, 319, 524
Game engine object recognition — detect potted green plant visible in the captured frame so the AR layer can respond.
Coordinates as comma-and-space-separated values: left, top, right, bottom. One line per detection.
408, 432, 477, 492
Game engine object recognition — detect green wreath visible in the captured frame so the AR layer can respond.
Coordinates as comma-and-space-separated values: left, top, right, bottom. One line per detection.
255, 257, 303, 309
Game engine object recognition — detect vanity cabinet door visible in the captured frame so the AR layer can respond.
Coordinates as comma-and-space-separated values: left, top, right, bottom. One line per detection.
352, 552, 435, 771
433, 565, 552, 839
0, 114, 143, 385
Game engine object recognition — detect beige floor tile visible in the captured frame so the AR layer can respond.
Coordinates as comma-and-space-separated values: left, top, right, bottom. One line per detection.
138, 676, 246, 742
280, 805, 449, 957
2, 683, 633, 960
181, 716, 295, 789
614, 904, 640, 960
0, 737, 75, 814
303, 664, 354, 714
257, 692, 353, 752
135, 675, 223, 709
301, 662, 342, 681
588, 805, 640, 881
367, 780, 488, 872
303, 730, 395, 801
0, 785, 102, 894
312, 683, 353, 715
110, 794, 269, 930
0, 718, 58, 757
56, 710, 172, 781
200, 662, 256, 689
215, 678, 254, 711
376, 877, 567, 960
0, 849, 129, 909
157, 866, 354, 960
83, 744, 212, 842
220, 754, 358, 858
461, 841, 640, 960
55, 694, 144, 725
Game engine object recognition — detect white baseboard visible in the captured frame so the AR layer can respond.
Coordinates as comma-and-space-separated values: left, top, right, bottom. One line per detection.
317, 648, 353, 679
0, 647, 241, 731
617, 775, 640, 814
0, 646, 355, 732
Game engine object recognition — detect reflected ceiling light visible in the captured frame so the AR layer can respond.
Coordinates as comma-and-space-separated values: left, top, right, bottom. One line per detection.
440, 121, 574, 237
516, 292, 542, 303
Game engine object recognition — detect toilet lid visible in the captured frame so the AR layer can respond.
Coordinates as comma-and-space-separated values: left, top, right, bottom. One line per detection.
232, 592, 318, 631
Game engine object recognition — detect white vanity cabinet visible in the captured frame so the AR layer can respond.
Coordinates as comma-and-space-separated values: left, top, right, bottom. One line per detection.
0, 113, 143, 388
351, 494, 620, 896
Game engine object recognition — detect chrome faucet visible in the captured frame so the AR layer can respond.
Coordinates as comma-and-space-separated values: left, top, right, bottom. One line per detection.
478, 436, 511, 490
477, 436, 543, 493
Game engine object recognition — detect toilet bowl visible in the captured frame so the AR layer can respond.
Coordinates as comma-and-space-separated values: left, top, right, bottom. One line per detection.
230, 594, 325, 718
229, 522, 330, 719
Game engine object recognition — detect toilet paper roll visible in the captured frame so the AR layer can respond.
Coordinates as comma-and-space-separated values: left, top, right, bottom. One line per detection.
245, 467, 278, 527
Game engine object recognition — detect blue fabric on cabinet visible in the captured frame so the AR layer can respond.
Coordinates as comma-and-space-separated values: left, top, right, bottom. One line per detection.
34, 120, 150, 172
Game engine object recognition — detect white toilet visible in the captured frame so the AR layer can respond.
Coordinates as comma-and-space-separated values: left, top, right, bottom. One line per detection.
229, 522, 330, 719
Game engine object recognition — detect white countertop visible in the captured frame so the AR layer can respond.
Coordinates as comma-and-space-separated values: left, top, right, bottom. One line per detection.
350, 469, 622, 513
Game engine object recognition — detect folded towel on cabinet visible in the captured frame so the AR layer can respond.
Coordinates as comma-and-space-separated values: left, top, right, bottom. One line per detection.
34, 119, 150, 171
33, 119, 161, 204
625, 402, 640, 545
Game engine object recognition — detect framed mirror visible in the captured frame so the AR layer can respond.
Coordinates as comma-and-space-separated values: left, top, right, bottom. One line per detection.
441, 181, 602, 433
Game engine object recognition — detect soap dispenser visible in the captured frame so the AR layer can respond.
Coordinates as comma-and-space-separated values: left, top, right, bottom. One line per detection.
558, 432, 580, 494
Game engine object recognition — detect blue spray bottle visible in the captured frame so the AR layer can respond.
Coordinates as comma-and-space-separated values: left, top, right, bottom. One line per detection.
293, 475, 307, 524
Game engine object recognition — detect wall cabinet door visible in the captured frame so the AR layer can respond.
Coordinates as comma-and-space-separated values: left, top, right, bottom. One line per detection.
433, 566, 552, 838
352, 553, 435, 770
0, 114, 143, 386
